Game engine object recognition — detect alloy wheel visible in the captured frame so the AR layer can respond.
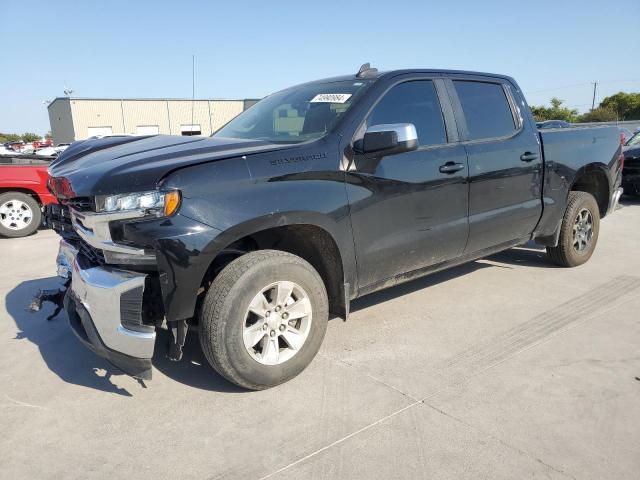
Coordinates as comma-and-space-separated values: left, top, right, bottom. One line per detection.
572, 208, 593, 253
243, 281, 313, 365
0, 199, 33, 231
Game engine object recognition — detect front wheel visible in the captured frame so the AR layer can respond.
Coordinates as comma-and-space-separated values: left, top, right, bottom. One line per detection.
199, 250, 328, 390
546, 191, 600, 267
0, 192, 41, 238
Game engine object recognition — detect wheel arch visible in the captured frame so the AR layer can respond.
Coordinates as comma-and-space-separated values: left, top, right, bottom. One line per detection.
569, 163, 611, 218
0, 187, 42, 205
197, 213, 354, 321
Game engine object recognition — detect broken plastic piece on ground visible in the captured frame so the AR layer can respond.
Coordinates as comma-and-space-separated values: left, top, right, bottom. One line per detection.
28, 282, 69, 320
28, 290, 45, 312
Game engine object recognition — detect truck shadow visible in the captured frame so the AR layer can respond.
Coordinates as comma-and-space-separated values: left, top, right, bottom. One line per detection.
351, 242, 551, 313
6, 277, 242, 395
6, 276, 136, 396
620, 194, 640, 206
487, 241, 552, 269
152, 329, 245, 393
5, 243, 554, 395
351, 261, 494, 312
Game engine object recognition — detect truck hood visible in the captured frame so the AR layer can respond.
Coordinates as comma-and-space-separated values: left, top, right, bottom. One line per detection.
48, 135, 285, 198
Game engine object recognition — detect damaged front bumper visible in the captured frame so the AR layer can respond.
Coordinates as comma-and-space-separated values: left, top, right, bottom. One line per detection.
58, 239, 156, 379
39, 202, 221, 380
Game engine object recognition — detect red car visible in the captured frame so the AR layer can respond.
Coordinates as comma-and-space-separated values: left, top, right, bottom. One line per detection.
0, 155, 57, 237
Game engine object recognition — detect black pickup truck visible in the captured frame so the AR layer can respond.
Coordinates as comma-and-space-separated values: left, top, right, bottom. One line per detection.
43, 65, 623, 389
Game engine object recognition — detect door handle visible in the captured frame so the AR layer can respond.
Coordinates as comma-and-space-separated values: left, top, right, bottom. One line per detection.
439, 162, 465, 174
520, 152, 538, 162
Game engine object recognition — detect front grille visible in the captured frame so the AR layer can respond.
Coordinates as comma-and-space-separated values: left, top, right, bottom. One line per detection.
77, 239, 106, 266
46, 204, 74, 234
63, 197, 95, 212
46, 203, 105, 266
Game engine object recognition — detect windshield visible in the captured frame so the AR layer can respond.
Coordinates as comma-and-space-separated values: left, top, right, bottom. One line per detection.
626, 131, 640, 146
213, 80, 372, 143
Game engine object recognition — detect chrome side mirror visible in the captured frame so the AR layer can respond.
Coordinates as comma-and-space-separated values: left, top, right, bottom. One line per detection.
356, 123, 418, 156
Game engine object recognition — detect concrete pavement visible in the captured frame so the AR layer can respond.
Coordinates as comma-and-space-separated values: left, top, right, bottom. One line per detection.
1, 197, 639, 479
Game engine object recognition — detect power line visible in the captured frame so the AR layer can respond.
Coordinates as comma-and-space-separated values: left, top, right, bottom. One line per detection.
525, 78, 640, 95
598, 78, 640, 85
526, 82, 591, 94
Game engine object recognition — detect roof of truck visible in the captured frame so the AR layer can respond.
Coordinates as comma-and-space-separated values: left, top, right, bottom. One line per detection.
295, 68, 517, 89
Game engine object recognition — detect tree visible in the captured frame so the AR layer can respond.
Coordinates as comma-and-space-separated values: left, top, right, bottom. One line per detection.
599, 92, 640, 120
21, 132, 41, 143
530, 97, 578, 122
0, 133, 21, 143
577, 106, 618, 123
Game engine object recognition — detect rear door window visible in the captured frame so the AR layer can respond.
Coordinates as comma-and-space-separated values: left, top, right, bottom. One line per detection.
367, 80, 447, 146
453, 81, 516, 140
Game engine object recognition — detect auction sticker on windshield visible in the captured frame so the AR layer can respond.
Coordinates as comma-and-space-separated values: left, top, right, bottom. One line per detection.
310, 93, 352, 103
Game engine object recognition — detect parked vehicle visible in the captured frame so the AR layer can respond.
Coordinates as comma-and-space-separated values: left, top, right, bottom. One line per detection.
43, 65, 623, 389
619, 127, 634, 144
626, 131, 640, 146
35, 143, 70, 157
0, 155, 57, 237
536, 120, 572, 129
3, 141, 25, 152
622, 131, 640, 195
32, 138, 53, 150
0, 145, 18, 155
86, 133, 136, 140
33, 146, 59, 157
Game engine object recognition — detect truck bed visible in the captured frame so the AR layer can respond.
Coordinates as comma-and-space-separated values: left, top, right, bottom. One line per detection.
535, 124, 622, 237
538, 125, 620, 172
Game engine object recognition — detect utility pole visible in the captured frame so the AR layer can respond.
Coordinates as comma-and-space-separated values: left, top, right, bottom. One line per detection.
591, 81, 598, 110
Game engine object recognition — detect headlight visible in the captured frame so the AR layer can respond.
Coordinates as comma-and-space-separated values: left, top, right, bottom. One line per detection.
96, 190, 181, 216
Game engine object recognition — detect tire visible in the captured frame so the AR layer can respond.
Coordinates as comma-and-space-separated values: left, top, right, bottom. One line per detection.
0, 192, 41, 238
199, 250, 329, 390
546, 191, 600, 267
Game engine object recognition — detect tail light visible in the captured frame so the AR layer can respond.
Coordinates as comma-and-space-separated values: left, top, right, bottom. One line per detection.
619, 135, 625, 171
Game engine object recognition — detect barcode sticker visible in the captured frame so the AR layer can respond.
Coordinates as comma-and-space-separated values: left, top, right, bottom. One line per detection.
310, 93, 352, 103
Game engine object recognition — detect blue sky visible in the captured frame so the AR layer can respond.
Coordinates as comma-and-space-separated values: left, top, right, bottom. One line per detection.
1, 0, 638, 134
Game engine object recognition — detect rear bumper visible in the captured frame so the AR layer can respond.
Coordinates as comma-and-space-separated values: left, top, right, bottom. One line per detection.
61, 241, 156, 379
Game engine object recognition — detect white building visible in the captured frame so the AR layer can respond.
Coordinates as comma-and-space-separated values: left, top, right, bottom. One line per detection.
47, 97, 259, 144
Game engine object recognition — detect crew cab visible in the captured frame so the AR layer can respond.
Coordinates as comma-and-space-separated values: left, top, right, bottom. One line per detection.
43, 65, 623, 389
0, 155, 57, 237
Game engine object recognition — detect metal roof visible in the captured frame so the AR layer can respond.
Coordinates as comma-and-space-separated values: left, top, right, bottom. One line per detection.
47, 97, 260, 108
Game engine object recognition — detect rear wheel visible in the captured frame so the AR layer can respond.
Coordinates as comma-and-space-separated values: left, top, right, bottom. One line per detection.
199, 250, 328, 390
0, 192, 41, 238
546, 191, 600, 267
